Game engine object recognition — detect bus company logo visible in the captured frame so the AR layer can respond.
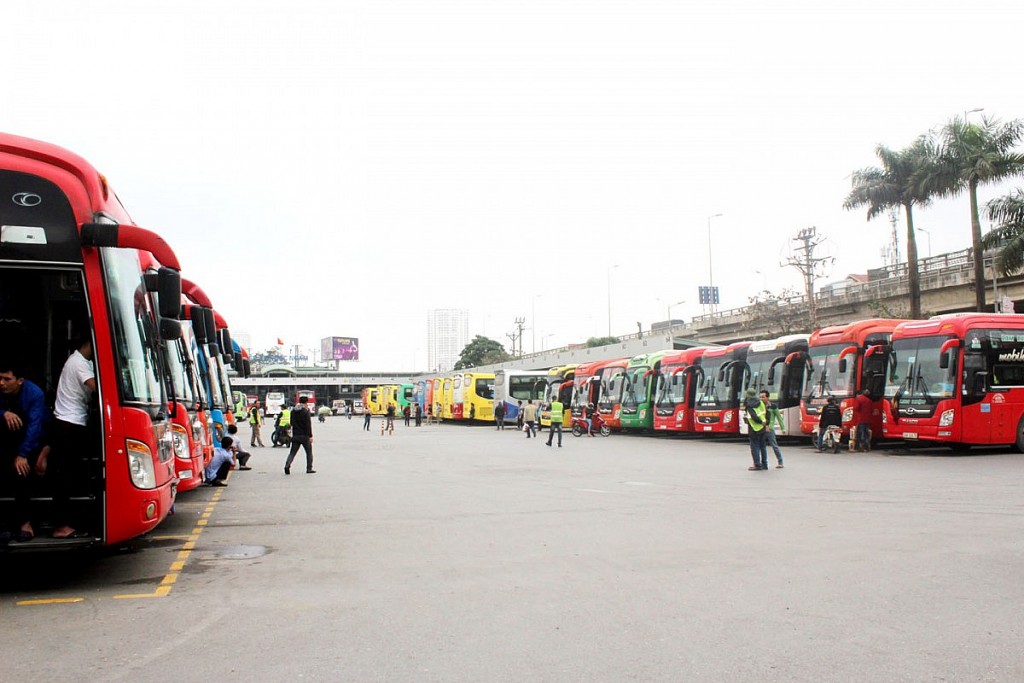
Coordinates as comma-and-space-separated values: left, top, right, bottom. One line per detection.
997, 349, 1024, 362
12, 192, 42, 207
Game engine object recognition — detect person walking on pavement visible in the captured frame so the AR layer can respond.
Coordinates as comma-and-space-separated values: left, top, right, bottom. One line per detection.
545, 397, 564, 447
284, 395, 315, 474
363, 405, 372, 431
515, 400, 524, 431
494, 401, 505, 430
414, 402, 422, 427
743, 388, 768, 470
248, 400, 265, 447
759, 390, 784, 468
523, 399, 538, 438
852, 388, 874, 452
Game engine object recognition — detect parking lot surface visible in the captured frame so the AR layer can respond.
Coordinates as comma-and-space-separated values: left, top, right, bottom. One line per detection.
2, 418, 1022, 682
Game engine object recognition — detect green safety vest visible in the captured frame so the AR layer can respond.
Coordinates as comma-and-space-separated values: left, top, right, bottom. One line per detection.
747, 401, 767, 432
550, 400, 564, 424
278, 408, 291, 427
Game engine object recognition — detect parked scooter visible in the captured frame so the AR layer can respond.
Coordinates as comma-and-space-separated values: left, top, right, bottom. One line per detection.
271, 423, 292, 447
571, 411, 610, 437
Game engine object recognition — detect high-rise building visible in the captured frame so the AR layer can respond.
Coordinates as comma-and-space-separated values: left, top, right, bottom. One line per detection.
427, 308, 469, 372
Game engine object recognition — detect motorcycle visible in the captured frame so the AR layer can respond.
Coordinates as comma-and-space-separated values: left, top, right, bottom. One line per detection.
815, 425, 843, 453
571, 412, 610, 437
271, 424, 292, 447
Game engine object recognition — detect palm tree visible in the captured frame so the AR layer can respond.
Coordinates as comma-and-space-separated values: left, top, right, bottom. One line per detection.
844, 138, 931, 319
915, 115, 1024, 311
982, 189, 1024, 276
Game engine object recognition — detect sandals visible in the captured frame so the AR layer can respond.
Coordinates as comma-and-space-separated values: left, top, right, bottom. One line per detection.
776, 464, 784, 468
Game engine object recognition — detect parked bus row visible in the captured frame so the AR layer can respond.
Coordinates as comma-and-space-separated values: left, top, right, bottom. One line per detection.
416, 315, 1024, 451
0, 132, 247, 550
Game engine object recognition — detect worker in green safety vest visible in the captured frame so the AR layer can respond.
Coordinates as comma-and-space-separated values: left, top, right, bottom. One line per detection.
545, 398, 564, 448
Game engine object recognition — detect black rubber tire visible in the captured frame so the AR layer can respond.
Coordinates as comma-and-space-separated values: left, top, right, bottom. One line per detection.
571, 425, 583, 437
600, 426, 611, 436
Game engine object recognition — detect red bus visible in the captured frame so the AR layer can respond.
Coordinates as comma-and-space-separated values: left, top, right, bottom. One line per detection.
571, 358, 627, 418
801, 318, 905, 441
693, 342, 752, 434
653, 347, 710, 432
594, 357, 630, 429
0, 132, 183, 547
882, 314, 1024, 449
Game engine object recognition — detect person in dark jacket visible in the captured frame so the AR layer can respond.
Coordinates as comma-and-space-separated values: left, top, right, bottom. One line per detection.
0, 360, 50, 541
816, 395, 843, 451
284, 396, 315, 474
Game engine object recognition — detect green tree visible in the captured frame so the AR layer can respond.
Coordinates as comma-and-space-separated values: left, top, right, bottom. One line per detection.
915, 114, 1024, 311
742, 288, 812, 338
585, 336, 620, 347
454, 335, 512, 370
982, 188, 1024, 275
844, 138, 932, 319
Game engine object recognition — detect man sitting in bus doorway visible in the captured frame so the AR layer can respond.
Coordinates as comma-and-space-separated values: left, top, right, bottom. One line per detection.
0, 359, 49, 541
816, 396, 843, 451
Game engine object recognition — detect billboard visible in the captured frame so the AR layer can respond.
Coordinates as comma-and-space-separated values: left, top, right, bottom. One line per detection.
321, 336, 359, 361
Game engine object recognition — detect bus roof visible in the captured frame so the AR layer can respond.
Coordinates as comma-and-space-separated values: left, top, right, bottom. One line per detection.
661, 347, 712, 366
574, 357, 629, 377
627, 349, 673, 367
747, 334, 809, 355
809, 318, 907, 347
892, 313, 1024, 340
701, 341, 752, 360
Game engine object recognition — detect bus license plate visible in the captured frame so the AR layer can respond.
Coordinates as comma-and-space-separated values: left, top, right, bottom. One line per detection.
903, 432, 918, 439
703, 426, 712, 432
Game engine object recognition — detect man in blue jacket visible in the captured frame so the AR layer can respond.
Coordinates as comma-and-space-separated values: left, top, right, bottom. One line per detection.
0, 361, 49, 542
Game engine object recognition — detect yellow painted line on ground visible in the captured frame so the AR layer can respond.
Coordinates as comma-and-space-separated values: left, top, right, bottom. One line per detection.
152, 534, 193, 540
196, 519, 208, 526
161, 574, 178, 586
17, 597, 86, 606
182, 541, 195, 550
170, 560, 185, 571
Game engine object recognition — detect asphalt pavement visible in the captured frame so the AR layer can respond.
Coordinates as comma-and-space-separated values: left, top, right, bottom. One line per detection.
2, 417, 1022, 682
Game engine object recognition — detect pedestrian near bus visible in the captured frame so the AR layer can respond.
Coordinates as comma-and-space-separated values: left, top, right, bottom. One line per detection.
363, 405, 371, 431
743, 388, 768, 470
494, 401, 505, 430
545, 398, 564, 447
414, 402, 422, 427
523, 400, 538, 438
284, 395, 315, 474
852, 388, 874, 451
516, 400, 524, 430
759, 390, 784, 468
403, 404, 411, 427
248, 400, 265, 447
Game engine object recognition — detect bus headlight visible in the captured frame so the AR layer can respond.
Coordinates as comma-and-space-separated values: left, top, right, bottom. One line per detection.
724, 411, 733, 424
126, 439, 157, 489
842, 408, 853, 423
192, 417, 205, 443
939, 409, 955, 427
170, 424, 189, 459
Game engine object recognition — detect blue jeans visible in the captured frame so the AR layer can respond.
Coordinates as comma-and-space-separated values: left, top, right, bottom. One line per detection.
854, 423, 870, 450
765, 429, 783, 465
546, 423, 562, 446
748, 430, 767, 468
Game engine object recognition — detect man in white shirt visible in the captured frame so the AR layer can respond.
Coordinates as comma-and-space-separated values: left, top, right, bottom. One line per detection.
50, 337, 96, 539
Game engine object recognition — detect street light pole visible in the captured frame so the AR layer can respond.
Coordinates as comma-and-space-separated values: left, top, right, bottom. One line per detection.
607, 264, 619, 336
707, 213, 723, 314
532, 294, 541, 354
918, 228, 932, 258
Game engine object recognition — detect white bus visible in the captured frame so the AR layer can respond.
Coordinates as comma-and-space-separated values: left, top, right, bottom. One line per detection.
738, 334, 810, 436
494, 369, 550, 424
264, 391, 286, 417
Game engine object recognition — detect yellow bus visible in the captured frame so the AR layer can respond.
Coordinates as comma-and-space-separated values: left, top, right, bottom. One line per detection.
361, 386, 384, 415
460, 372, 496, 422
441, 377, 454, 420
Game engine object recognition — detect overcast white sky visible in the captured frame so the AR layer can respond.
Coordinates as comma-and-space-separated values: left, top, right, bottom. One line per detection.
5, 1, 1024, 370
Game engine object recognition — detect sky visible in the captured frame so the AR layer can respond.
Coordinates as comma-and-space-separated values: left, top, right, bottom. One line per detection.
5, 1, 1024, 371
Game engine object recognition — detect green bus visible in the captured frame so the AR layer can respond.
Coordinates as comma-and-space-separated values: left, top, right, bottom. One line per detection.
619, 350, 673, 431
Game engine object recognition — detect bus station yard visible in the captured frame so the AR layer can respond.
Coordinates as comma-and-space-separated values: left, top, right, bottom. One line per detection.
2, 417, 1022, 682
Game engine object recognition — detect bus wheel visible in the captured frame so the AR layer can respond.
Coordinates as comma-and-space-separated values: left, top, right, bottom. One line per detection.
1015, 419, 1024, 452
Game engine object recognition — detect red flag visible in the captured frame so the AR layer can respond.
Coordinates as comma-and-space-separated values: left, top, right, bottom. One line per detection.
276, 337, 284, 345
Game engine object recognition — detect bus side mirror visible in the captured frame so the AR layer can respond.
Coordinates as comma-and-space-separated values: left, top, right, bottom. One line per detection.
234, 351, 243, 371
242, 359, 251, 378
717, 368, 726, 382
157, 268, 182, 319
767, 367, 776, 384
160, 318, 182, 341
202, 308, 216, 346
838, 358, 847, 373
939, 353, 949, 370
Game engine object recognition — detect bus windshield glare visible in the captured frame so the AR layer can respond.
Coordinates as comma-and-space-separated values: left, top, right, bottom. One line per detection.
884, 336, 957, 405
804, 342, 856, 401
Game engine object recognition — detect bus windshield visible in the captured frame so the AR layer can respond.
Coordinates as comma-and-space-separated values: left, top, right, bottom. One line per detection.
599, 368, 626, 412
884, 336, 956, 405
804, 342, 856, 401
165, 339, 197, 405
655, 364, 686, 411
745, 352, 782, 400
509, 375, 545, 400
695, 357, 741, 410
102, 248, 164, 407
621, 366, 650, 410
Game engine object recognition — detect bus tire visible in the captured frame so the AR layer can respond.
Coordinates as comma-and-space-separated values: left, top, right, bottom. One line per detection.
1015, 418, 1024, 452
571, 425, 584, 437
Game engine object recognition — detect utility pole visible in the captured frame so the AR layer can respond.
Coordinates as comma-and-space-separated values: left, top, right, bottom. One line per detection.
784, 226, 833, 329
514, 317, 525, 357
